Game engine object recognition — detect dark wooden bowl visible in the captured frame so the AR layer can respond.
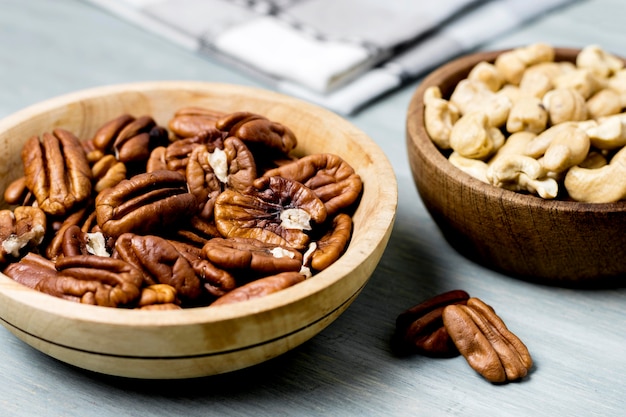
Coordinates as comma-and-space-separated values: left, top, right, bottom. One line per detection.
406, 48, 626, 286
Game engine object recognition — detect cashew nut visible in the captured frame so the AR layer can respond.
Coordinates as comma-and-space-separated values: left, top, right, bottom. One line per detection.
494, 43, 555, 85
519, 70, 553, 99
423, 86, 460, 149
576, 44, 624, 78
449, 112, 505, 160
542, 88, 588, 125
525, 123, 582, 158
553, 68, 605, 99
564, 145, 626, 203
586, 88, 622, 119
586, 115, 626, 150
506, 96, 548, 134
467, 61, 505, 92
449, 152, 489, 183
541, 124, 590, 173
449, 79, 494, 115
486, 154, 558, 199
489, 131, 536, 165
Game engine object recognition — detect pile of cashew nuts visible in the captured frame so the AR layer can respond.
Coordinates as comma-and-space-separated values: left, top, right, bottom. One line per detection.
424, 43, 626, 203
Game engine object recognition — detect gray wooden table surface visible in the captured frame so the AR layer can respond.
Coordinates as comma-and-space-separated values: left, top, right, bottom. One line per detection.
1, 0, 624, 416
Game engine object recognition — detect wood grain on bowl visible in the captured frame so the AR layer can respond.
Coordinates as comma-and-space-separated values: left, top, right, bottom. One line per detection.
407, 48, 626, 285
0, 82, 397, 378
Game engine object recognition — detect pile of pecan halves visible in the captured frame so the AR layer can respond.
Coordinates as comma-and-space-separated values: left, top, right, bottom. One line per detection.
392, 290, 533, 384
0, 107, 362, 310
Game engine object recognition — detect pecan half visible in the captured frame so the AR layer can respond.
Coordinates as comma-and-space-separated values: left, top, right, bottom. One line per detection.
95, 170, 198, 238
263, 153, 363, 216
202, 236, 304, 275
186, 137, 257, 218
22, 129, 93, 216
60, 224, 110, 258
163, 128, 226, 174
168, 106, 225, 138
114, 233, 204, 302
0, 206, 47, 264
169, 239, 236, 298
91, 154, 127, 193
214, 176, 327, 250
216, 112, 297, 155
210, 271, 305, 306
37, 255, 143, 307
392, 290, 470, 357
309, 213, 352, 271
443, 297, 533, 383
2, 252, 57, 290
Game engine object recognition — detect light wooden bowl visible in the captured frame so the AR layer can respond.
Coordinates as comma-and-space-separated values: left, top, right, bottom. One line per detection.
407, 48, 626, 286
0, 81, 397, 379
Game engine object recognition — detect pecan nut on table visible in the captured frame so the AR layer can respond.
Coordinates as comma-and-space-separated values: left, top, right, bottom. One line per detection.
393, 290, 533, 384
1, 109, 362, 310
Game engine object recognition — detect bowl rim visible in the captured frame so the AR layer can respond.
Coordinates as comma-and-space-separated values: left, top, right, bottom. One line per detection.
407, 46, 626, 215
0, 80, 398, 327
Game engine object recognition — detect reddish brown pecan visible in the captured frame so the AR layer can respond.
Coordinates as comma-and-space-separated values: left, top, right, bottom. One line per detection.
214, 176, 327, 250
186, 137, 257, 219
168, 106, 225, 138
22, 128, 93, 216
92, 114, 136, 152
2, 252, 58, 290
169, 239, 236, 298
37, 255, 143, 307
210, 271, 305, 306
392, 290, 470, 357
161, 128, 227, 175
60, 224, 110, 258
443, 297, 533, 383
0, 206, 47, 264
309, 213, 352, 271
216, 112, 297, 155
3, 177, 33, 206
202, 236, 304, 275
95, 170, 198, 238
114, 233, 204, 302
263, 153, 363, 217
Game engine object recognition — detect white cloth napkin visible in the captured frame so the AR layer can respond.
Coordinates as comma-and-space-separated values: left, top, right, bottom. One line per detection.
85, 0, 577, 114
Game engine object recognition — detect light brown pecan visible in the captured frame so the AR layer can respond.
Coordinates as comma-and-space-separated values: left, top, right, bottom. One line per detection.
168, 106, 225, 138
37, 255, 143, 307
392, 290, 470, 357
3, 177, 33, 206
210, 271, 305, 306
262, 153, 363, 216
91, 154, 127, 193
216, 112, 297, 155
113, 233, 204, 303
95, 170, 198, 238
202, 236, 304, 275
0, 206, 47, 264
22, 129, 93, 216
214, 176, 327, 250
137, 284, 178, 307
309, 213, 352, 271
186, 137, 257, 219
443, 297, 533, 383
